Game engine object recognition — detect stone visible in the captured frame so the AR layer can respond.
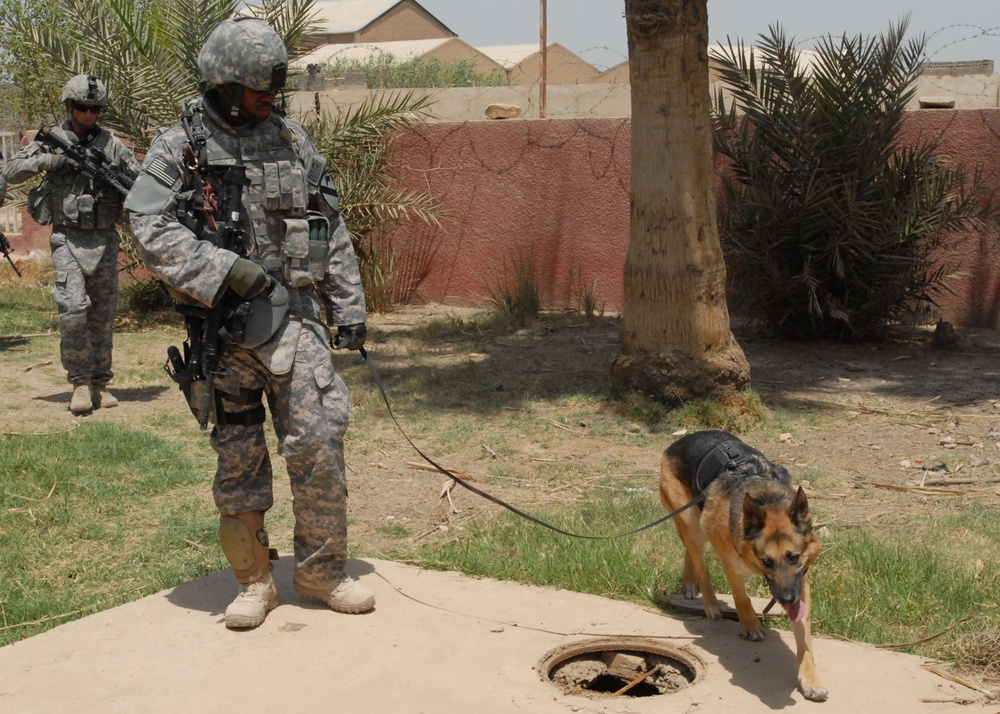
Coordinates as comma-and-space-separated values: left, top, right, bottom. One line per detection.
485, 103, 522, 120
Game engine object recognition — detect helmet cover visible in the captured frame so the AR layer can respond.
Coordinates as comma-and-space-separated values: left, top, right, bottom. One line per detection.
59, 74, 108, 106
197, 18, 288, 93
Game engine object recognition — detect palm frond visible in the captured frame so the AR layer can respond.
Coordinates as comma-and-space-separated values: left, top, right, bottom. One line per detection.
712, 20, 994, 340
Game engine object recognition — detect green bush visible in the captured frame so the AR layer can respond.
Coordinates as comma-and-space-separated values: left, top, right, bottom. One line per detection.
712, 20, 991, 340
323, 54, 507, 89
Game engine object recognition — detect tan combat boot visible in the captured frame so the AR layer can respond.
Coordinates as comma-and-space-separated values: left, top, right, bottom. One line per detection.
219, 511, 279, 629
70, 383, 93, 414
225, 570, 279, 629
295, 576, 375, 614
91, 385, 119, 409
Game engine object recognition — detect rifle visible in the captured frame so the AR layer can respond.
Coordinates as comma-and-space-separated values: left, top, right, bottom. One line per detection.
0, 230, 21, 277
167, 165, 252, 430
36, 125, 133, 197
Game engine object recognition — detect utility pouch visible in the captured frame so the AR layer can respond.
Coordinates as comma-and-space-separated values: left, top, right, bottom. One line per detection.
282, 217, 315, 287
285, 211, 331, 286
27, 184, 53, 225
96, 193, 120, 229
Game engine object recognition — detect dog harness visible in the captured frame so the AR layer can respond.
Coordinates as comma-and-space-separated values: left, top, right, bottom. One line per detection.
693, 440, 762, 503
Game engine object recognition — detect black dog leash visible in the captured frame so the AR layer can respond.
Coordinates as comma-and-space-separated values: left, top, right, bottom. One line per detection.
358, 346, 704, 540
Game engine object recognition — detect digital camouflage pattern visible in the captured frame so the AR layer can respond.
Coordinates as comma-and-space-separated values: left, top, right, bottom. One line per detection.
212, 328, 352, 589
50, 229, 119, 386
59, 74, 108, 107
127, 79, 367, 588
2, 120, 140, 387
197, 18, 288, 92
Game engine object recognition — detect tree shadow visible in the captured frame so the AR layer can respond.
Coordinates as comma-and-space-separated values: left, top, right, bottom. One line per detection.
343, 311, 1000, 423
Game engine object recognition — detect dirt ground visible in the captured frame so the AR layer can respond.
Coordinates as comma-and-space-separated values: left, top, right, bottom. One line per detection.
4, 302, 1000, 695
5, 304, 1000, 552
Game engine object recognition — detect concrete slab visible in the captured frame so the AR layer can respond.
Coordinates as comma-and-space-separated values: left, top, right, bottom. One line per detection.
0, 557, 979, 713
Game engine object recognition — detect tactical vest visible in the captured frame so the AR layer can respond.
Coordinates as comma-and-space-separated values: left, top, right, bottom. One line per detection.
28, 126, 122, 230
178, 99, 331, 288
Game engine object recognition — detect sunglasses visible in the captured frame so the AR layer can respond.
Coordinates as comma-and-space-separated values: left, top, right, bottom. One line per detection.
72, 103, 102, 114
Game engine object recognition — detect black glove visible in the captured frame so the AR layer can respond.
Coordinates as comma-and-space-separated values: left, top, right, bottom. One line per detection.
225, 258, 271, 299
333, 323, 367, 350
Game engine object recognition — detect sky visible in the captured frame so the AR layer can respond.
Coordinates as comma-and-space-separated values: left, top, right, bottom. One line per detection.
416, 0, 1000, 72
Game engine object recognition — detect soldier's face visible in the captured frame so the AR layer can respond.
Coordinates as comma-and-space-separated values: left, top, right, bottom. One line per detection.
69, 101, 100, 133
242, 87, 275, 120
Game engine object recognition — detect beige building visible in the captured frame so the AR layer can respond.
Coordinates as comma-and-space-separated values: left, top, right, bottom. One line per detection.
597, 61, 629, 85
479, 43, 601, 85
302, 0, 602, 87
306, 0, 455, 46
295, 37, 502, 78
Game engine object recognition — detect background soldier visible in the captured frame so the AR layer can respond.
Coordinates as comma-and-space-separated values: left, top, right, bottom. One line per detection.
1, 75, 140, 414
125, 18, 373, 629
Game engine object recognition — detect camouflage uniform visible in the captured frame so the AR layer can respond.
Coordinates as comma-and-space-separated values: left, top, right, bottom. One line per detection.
3, 120, 139, 394
124, 20, 368, 614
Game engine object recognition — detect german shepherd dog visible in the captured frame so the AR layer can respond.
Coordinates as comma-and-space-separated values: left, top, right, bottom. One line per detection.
659, 430, 828, 702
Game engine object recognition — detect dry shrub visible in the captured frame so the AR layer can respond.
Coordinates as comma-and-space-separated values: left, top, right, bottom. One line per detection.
953, 628, 1000, 683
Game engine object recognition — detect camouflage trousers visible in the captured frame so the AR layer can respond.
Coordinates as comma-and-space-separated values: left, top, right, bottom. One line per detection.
211, 326, 353, 588
50, 228, 119, 386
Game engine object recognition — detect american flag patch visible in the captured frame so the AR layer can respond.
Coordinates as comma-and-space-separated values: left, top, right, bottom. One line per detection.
145, 156, 179, 187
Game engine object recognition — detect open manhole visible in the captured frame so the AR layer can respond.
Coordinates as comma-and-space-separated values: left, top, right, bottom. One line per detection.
539, 637, 704, 699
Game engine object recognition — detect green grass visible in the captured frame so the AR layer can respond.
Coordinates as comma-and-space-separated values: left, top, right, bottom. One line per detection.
406, 489, 999, 665
0, 422, 221, 645
0, 283, 59, 335
1, 301, 996, 682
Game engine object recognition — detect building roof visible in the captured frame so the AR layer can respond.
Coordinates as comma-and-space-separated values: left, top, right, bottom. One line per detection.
707, 45, 824, 74
309, 0, 452, 35
295, 37, 454, 66
478, 43, 568, 69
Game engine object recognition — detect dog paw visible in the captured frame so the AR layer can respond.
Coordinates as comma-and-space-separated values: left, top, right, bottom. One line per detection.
739, 626, 766, 642
800, 682, 829, 702
682, 584, 700, 599
703, 601, 723, 620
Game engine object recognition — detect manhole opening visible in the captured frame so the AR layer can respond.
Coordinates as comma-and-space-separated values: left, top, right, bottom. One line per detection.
540, 637, 704, 699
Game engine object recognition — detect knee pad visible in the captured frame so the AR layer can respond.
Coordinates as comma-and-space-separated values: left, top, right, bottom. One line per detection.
219, 512, 273, 584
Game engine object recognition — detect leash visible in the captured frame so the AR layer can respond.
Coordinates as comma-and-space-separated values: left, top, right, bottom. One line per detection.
357, 346, 704, 541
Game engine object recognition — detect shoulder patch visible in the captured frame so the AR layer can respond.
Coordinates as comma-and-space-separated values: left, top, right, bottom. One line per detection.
144, 156, 181, 188
318, 171, 339, 213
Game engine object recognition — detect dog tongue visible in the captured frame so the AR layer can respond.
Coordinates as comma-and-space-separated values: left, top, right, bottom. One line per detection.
784, 599, 808, 623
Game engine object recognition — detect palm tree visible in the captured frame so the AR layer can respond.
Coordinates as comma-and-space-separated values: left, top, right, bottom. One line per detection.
611, 0, 750, 405
0, 0, 440, 306
712, 20, 991, 340
3, 0, 321, 149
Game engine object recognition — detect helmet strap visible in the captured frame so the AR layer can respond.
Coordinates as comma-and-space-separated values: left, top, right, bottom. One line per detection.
210, 84, 252, 126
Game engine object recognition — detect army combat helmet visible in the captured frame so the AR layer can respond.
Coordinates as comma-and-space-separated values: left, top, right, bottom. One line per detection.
59, 74, 108, 108
197, 17, 288, 93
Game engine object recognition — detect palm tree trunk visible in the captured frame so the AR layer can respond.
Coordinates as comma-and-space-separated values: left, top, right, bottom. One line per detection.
611, 0, 750, 405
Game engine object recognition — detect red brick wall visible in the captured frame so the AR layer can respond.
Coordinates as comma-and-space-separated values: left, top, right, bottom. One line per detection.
9, 110, 1000, 328
386, 110, 1000, 327
386, 118, 632, 311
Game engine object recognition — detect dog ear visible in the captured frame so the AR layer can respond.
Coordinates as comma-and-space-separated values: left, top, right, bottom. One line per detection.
790, 485, 813, 533
742, 492, 765, 540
